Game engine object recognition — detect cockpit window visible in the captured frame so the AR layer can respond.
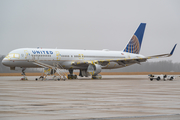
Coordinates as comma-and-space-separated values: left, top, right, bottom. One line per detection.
5, 53, 20, 59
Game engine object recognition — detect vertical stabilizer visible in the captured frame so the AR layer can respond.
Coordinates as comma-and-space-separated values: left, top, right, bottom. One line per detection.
123, 23, 146, 54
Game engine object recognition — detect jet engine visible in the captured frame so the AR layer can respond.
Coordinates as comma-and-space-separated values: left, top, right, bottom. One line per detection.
87, 64, 101, 75
79, 69, 90, 77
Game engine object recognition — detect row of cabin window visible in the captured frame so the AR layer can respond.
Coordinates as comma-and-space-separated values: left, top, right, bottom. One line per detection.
61, 55, 69, 57
31, 54, 125, 58
31, 55, 51, 57
31, 55, 69, 57
83, 56, 125, 58
74, 55, 124, 58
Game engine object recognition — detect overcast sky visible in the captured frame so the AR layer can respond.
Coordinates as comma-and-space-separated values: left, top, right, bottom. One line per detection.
0, 0, 179, 62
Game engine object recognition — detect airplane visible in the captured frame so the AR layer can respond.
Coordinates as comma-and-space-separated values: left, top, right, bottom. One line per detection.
2, 23, 177, 80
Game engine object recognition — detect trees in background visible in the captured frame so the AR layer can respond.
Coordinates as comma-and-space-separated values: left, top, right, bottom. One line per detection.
104, 60, 180, 72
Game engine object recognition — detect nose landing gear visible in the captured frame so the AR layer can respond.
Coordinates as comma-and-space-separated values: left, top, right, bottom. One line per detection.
21, 68, 28, 80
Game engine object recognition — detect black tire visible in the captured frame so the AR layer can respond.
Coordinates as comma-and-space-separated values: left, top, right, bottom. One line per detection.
157, 77, 160, 81
68, 74, 72, 79
150, 78, 153, 81
74, 75, 77, 79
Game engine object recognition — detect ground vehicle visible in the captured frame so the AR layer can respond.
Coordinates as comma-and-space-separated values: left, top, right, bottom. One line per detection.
148, 74, 175, 81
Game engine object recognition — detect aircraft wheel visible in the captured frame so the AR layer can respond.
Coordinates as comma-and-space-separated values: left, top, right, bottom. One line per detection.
150, 78, 153, 81
67, 74, 71, 79
157, 77, 160, 81
35, 78, 38, 81
73, 75, 77, 79
68, 74, 77, 79
92, 74, 102, 79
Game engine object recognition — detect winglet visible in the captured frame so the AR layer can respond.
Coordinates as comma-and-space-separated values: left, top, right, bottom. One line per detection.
170, 44, 177, 55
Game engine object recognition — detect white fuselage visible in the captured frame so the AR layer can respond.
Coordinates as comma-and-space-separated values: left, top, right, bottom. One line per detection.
2, 48, 145, 69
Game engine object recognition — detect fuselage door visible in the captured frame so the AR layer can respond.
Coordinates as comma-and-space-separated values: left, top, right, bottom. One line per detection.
24, 50, 30, 60
55, 51, 61, 61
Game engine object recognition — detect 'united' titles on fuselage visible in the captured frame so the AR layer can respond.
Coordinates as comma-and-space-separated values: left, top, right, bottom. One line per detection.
32, 50, 53, 54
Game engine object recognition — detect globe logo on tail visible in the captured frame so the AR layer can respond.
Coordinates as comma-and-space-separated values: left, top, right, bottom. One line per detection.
124, 35, 140, 54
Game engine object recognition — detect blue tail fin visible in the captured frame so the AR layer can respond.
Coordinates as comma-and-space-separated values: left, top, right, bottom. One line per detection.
123, 23, 146, 54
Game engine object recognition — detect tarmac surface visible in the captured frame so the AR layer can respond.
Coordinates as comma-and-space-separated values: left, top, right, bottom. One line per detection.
0, 75, 180, 120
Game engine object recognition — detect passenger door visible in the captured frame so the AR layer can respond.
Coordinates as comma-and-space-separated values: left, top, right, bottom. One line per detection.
24, 50, 30, 60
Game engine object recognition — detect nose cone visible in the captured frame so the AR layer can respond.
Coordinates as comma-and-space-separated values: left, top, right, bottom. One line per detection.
2, 58, 9, 66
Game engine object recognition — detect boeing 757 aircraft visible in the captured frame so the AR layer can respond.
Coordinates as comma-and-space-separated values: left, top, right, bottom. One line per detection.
2, 23, 177, 80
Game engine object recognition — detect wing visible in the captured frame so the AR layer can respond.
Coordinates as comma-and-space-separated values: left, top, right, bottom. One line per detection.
72, 57, 147, 67
72, 44, 177, 67
146, 44, 177, 59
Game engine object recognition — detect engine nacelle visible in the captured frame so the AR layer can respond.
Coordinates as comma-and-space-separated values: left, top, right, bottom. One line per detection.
79, 69, 90, 77
87, 64, 101, 75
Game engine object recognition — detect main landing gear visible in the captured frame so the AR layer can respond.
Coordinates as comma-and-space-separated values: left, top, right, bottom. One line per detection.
92, 74, 102, 79
67, 69, 77, 79
21, 68, 28, 80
